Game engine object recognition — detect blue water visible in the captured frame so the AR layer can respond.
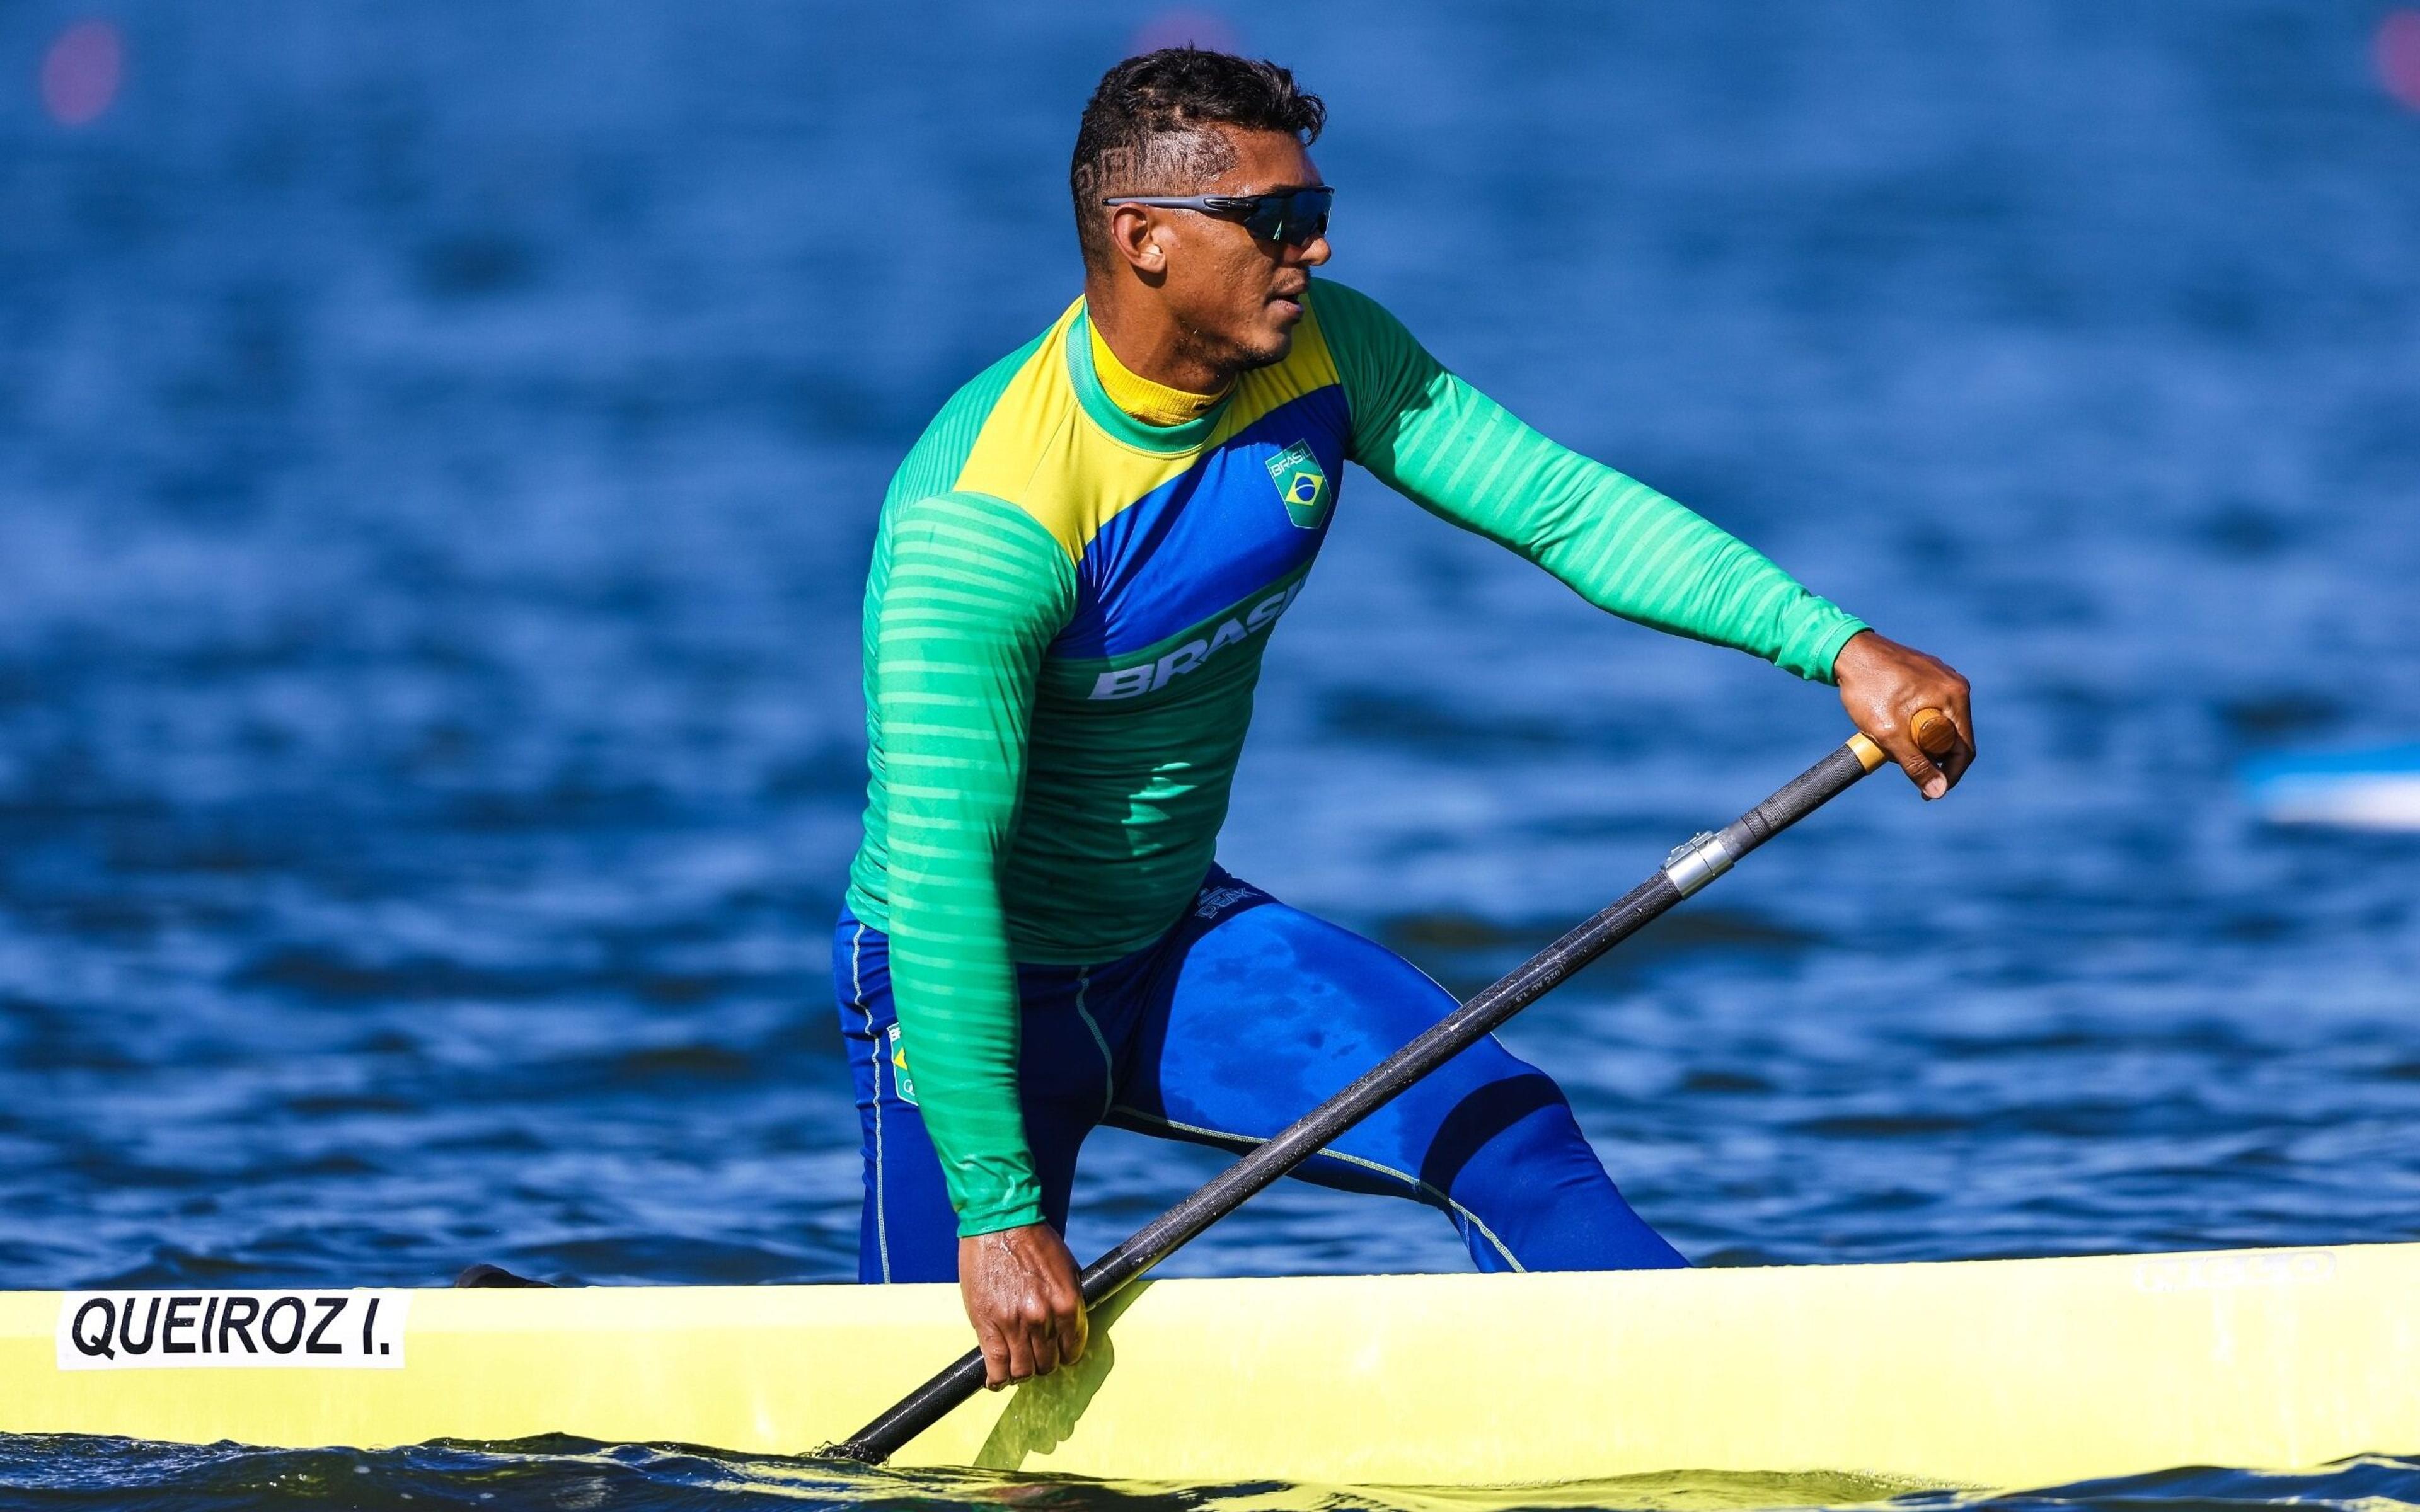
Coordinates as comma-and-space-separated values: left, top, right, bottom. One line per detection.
5, 0, 2420, 1506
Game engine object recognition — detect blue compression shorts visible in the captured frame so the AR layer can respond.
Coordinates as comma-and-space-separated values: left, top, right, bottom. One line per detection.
831, 868, 1687, 1281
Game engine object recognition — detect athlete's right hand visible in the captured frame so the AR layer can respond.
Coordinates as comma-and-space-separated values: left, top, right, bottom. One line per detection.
959, 1223, 1088, 1389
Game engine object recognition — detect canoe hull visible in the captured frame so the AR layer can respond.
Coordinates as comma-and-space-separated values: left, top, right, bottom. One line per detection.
4, 1242, 2414, 1491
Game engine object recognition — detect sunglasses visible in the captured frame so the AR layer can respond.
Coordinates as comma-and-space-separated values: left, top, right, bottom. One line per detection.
1101, 185, 1334, 246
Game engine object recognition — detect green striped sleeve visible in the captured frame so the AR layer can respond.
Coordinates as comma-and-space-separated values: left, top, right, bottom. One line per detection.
873, 491, 1077, 1236
1312, 281, 1867, 683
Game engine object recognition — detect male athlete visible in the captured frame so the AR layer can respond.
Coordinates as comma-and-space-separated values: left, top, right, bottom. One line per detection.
838, 49, 1974, 1390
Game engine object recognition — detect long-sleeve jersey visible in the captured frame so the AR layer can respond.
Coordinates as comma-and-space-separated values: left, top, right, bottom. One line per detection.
845, 280, 1867, 1235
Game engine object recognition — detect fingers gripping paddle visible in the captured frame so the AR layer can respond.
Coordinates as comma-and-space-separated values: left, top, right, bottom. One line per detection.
831, 711, 1959, 1463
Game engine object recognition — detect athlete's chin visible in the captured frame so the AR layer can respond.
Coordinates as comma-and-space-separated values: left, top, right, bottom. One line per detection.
1232, 321, 1297, 372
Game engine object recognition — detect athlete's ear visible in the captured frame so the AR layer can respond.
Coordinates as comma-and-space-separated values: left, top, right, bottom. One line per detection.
1107, 203, 1165, 278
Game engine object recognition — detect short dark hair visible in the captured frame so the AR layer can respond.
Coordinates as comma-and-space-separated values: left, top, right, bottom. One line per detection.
1070, 48, 1327, 273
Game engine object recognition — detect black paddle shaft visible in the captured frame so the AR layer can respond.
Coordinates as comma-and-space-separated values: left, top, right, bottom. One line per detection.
831, 731, 1896, 1464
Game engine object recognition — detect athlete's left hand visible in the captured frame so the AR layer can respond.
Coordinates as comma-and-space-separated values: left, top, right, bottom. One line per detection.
959, 1223, 1088, 1390
1831, 629, 1974, 799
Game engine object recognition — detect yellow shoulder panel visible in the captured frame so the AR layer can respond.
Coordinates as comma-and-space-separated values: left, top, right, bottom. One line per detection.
1013, 442, 1201, 565
951, 301, 1088, 556
950, 301, 1187, 563
955, 299, 1345, 564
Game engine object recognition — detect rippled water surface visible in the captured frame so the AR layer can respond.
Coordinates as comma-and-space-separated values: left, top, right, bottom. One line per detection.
4, 0, 2420, 1506
9, 1438, 2420, 1512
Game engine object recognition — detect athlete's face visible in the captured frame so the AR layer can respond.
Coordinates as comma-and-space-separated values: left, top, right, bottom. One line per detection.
1131, 127, 1332, 373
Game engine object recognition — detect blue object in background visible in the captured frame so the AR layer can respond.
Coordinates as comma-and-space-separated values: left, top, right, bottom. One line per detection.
2244, 746, 2420, 830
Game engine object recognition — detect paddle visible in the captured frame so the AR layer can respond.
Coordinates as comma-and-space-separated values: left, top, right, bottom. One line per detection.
829, 708, 1959, 1464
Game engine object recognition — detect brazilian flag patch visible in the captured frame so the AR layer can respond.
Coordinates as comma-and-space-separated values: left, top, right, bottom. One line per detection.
1264, 440, 1331, 529
885, 1024, 916, 1106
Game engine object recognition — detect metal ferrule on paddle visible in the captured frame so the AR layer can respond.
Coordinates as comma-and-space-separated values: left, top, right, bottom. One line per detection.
830, 711, 1951, 1465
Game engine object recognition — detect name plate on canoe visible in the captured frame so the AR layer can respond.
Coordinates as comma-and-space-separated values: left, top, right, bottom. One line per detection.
55, 1290, 410, 1370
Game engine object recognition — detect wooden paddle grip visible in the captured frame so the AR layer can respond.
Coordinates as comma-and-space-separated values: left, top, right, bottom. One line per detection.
1847, 706, 1956, 774
1911, 707, 1957, 759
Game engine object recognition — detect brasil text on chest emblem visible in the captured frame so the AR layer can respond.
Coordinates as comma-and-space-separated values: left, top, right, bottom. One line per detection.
1264, 440, 1331, 529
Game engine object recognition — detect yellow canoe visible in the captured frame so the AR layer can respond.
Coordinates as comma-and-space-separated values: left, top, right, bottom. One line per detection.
4, 1241, 2411, 1493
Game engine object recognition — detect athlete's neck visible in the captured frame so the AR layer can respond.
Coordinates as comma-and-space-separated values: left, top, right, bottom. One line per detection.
1084, 284, 1237, 409
1088, 319, 1226, 427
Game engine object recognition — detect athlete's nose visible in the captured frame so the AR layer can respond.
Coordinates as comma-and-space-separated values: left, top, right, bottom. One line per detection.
1290, 232, 1332, 267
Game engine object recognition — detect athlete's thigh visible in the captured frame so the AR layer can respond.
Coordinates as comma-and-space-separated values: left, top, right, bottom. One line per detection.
1113, 883, 1561, 1201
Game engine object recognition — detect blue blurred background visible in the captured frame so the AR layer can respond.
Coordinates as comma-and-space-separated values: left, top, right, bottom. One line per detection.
4, 0, 2420, 1302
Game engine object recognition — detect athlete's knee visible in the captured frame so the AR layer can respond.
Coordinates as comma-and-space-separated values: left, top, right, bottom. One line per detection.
1422, 1080, 1686, 1271
1414, 1070, 1587, 1200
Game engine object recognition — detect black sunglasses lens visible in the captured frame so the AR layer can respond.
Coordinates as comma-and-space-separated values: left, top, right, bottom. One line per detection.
1250, 188, 1333, 243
